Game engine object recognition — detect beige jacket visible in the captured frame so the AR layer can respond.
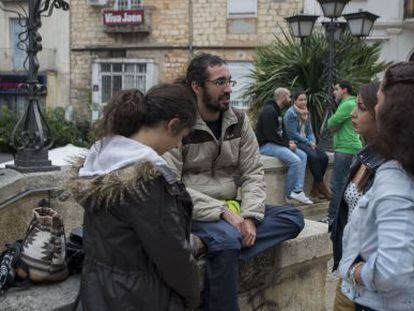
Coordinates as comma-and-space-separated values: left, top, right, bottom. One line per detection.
163, 108, 266, 222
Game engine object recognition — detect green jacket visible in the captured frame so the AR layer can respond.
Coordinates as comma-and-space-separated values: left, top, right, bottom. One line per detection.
327, 96, 362, 155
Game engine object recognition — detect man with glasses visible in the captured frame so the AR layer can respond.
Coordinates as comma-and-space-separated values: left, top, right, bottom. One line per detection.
164, 53, 304, 311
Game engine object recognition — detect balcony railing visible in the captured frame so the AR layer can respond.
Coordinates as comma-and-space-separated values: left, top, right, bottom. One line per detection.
405, 0, 414, 19
0, 48, 56, 72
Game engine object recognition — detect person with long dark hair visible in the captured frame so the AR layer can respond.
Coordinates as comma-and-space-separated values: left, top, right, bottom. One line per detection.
330, 81, 382, 311
284, 90, 331, 200
68, 84, 200, 310
339, 62, 414, 311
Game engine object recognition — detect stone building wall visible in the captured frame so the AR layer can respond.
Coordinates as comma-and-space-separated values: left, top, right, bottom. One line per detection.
70, 0, 302, 120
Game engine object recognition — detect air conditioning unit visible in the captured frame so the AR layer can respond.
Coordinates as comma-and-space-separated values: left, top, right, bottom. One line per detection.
87, 0, 107, 6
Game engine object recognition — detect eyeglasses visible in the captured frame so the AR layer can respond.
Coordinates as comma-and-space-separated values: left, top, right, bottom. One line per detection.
205, 78, 237, 87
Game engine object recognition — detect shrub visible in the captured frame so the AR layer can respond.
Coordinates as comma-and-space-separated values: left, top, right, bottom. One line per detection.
245, 28, 390, 134
0, 106, 91, 152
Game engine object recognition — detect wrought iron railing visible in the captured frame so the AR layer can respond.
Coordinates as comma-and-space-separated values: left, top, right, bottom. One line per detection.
0, 48, 56, 72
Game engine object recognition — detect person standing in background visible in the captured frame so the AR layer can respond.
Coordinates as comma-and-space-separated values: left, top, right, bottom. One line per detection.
327, 80, 362, 225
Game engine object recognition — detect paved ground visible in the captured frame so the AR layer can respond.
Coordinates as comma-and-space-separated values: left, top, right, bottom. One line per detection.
326, 258, 339, 311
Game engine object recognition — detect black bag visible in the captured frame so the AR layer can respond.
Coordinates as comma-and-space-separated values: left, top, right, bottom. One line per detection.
66, 227, 84, 274
0, 241, 23, 295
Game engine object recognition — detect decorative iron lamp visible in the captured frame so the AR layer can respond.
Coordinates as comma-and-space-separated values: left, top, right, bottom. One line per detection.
285, 14, 319, 39
343, 11, 379, 37
317, 0, 350, 18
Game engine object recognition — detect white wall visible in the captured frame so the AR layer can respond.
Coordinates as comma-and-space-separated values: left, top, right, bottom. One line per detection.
0, 3, 70, 107
303, 0, 414, 64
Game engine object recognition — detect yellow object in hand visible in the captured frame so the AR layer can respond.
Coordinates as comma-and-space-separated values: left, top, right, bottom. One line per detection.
225, 200, 241, 215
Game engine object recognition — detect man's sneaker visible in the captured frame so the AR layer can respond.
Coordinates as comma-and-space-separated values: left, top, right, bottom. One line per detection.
288, 191, 313, 205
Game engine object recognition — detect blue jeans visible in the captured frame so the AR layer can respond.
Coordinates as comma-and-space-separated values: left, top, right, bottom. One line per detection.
259, 143, 307, 196
328, 152, 354, 221
192, 204, 304, 311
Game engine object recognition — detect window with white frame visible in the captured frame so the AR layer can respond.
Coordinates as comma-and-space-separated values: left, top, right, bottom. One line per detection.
115, 0, 142, 10
227, 0, 257, 18
91, 60, 156, 121
227, 61, 254, 110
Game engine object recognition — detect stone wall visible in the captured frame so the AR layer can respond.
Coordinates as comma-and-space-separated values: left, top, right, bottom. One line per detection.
0, 152, 332, 309
70, 0, 302, 119
0, 220, 331, 311
0, 168, 83, 251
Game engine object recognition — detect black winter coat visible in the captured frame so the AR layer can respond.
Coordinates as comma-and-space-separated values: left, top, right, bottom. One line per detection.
69, 161, 200, 311
330, 146, 384, 271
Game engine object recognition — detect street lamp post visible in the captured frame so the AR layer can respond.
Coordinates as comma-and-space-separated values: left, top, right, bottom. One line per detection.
1, 0, 69, 172
285, 0, 378, 151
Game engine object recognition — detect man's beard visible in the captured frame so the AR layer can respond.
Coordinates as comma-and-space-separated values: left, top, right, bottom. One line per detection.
201, 89, 231, 113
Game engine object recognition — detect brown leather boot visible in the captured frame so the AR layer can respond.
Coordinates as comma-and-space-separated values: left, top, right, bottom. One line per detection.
310, 182, 320, 199
316, 181, 332, 200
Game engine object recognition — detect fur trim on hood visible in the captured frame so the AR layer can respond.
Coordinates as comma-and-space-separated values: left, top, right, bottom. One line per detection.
67, 158, 160, 212
79, 135, 166, 177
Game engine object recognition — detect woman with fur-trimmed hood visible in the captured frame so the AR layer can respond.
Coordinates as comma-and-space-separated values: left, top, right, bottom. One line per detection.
68, 85, 200, 310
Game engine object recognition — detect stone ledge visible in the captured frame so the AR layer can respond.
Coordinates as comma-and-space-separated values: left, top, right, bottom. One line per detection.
260, 153, 334, 172
0, 274, 80, 311
0, 220, 331, 311
0, 168, 68, 209
0, 168, 82, 252
240, 220, 330, 288
262, 153, 334, 214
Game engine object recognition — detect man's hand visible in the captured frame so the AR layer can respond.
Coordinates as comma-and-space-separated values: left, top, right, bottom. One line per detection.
310, 142, 316, 150
221, 209, 244, 232
241, 218, 257, 247
289, 141, 297, 151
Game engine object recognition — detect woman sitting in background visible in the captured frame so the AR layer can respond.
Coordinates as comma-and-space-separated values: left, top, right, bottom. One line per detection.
330, 81, 382, 311
69, 84, 200, 311
339, 62, 414, 311
284, 90, 331, 200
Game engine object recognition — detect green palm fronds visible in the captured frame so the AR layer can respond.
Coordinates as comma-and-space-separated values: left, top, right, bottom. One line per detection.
245, 27, 389, 134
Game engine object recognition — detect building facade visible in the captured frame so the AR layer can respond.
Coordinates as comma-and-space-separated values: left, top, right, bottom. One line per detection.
0, 0, 70, 113
70, 0, 302, 121
304, 0, 414, 64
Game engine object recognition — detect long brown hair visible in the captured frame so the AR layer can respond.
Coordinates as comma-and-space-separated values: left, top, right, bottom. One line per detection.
359, 81, 380, 120
93, 83, 197, 141
374, 62, 414, 176
355, 81, 380, 191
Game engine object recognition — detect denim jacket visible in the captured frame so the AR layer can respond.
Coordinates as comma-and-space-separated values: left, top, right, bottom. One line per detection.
283, 106, 316, 145
339, 160, 414, 311
330, 145, 385, 271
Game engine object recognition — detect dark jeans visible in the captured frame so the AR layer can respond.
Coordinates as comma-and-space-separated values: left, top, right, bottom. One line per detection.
192, 204, 304, 311
355, 303, 378, 311
328, 152, 354, 221
297, 142, 329, 183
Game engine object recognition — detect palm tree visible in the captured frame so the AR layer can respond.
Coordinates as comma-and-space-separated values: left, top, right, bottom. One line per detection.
246, 28, 389, 135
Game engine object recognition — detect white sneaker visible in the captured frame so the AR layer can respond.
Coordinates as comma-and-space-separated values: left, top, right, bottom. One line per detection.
288, 191, 313, 205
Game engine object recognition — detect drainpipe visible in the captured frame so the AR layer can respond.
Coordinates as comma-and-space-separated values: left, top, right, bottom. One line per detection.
188, 0, 194, 58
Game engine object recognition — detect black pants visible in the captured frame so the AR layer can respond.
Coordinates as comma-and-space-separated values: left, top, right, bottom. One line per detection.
297, 142, 329, 183
355, 303, 377, 311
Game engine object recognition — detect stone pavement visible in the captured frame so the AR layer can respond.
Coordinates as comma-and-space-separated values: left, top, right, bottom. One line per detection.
326, 258, 339, 311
